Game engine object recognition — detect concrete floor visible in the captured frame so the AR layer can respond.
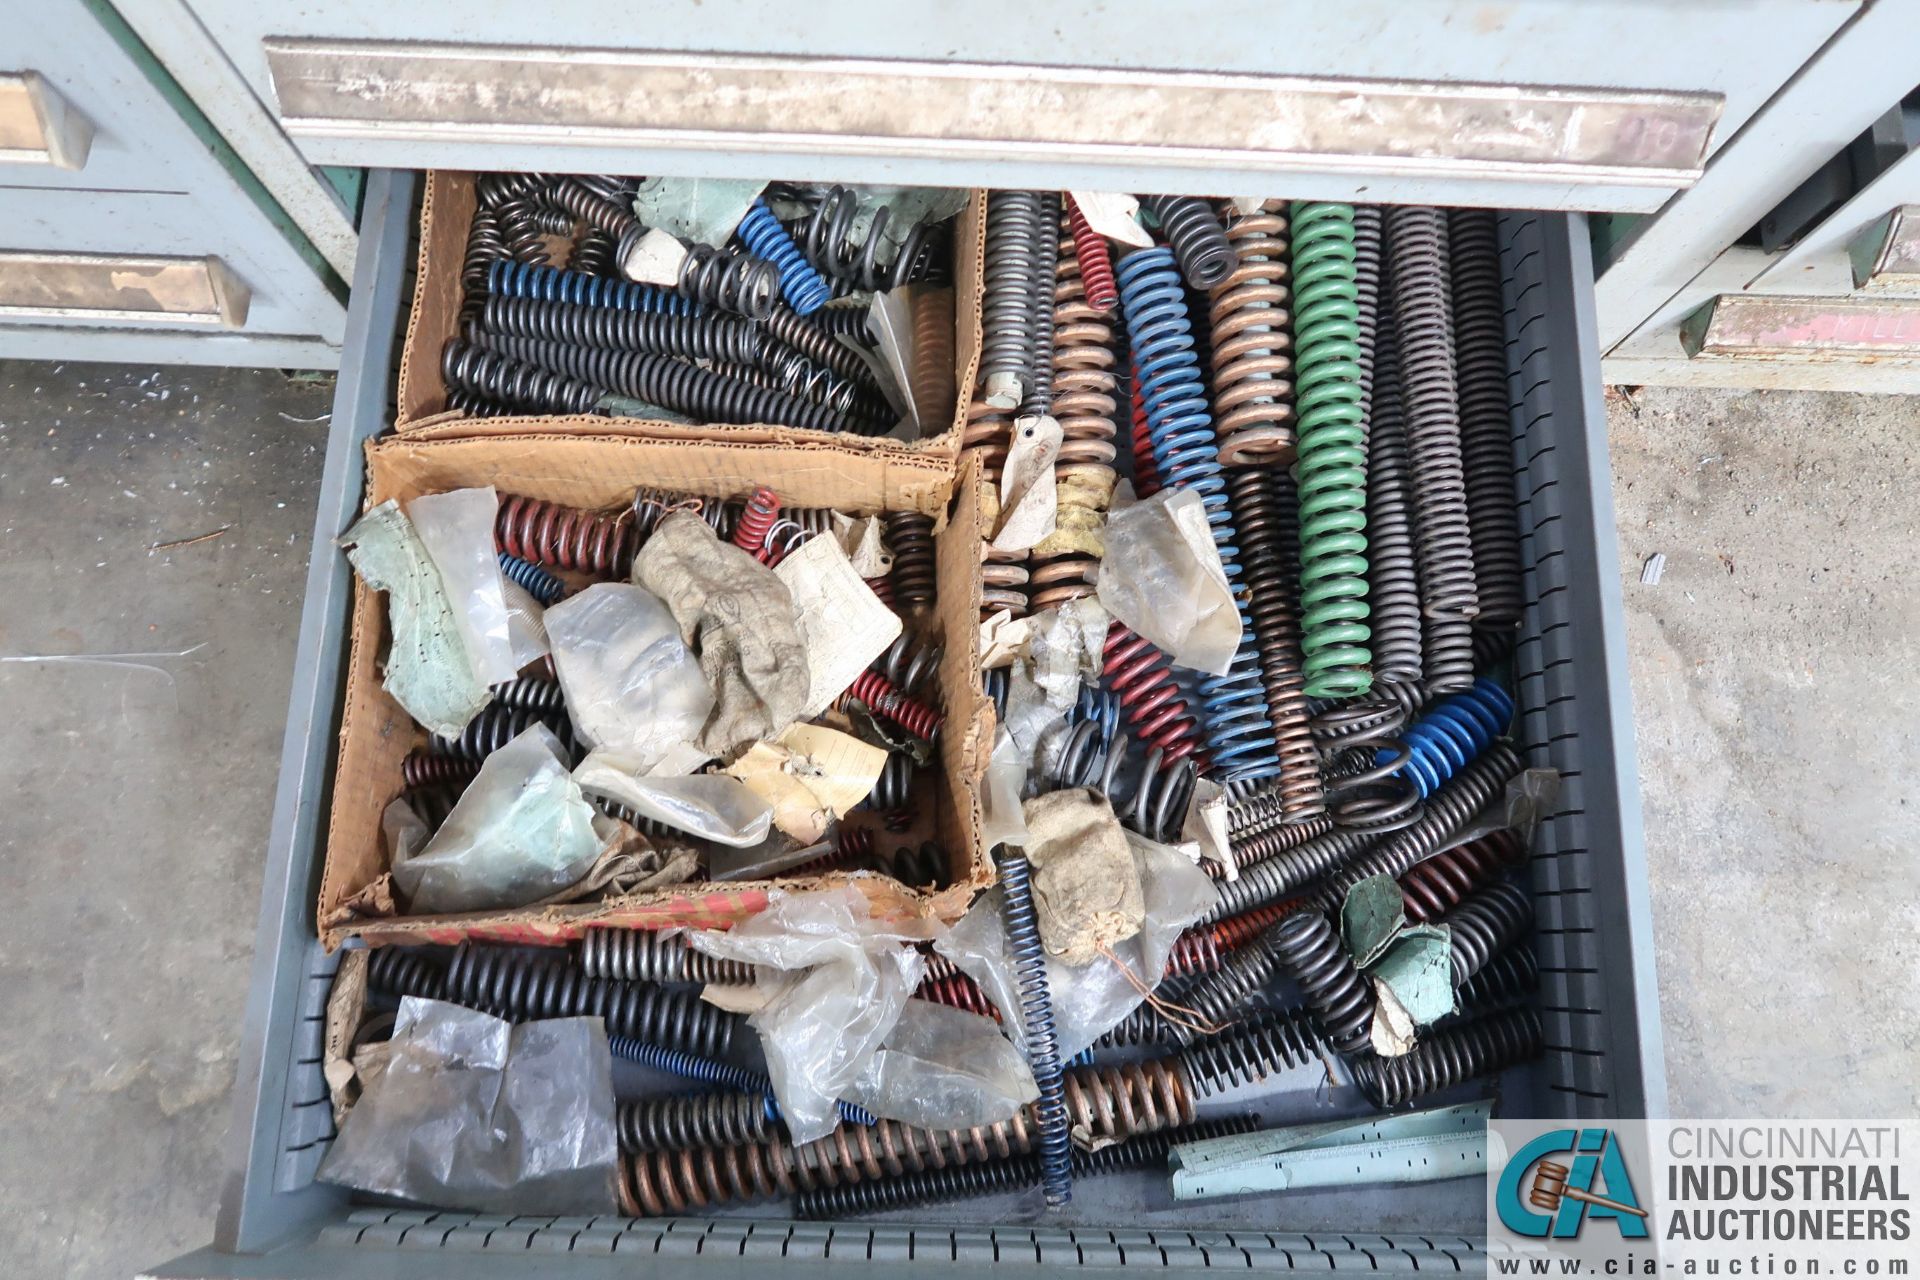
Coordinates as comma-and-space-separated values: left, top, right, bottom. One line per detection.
0, 364, 1913, 1277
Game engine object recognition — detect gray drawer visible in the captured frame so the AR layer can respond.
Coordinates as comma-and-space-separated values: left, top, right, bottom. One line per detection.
144, 169, 1662, 1277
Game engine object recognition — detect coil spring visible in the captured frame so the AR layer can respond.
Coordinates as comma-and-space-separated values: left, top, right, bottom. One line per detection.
839, 669, 943, 740
1169, 920, 1299, 1046
1315, 740, 1523, 910
544, 175, 637, 238
884, 512, 936, 610
1322, 743, 1424, 835
1209, 205, 1297, 464
486, 259, 699, 317
401, 751, 480, 788
493, 196, 551, 266
489, 675, 565, 714
917, 972, 999, 1019
1363, 310, 1425, 686
1176, 1006, 1325, 1097
1387, 208, 1479, 651
1064, 195, 1119, 312
1289, 201, 1373, 699
735, 199, 830, 315
477, 294, 761, 366
1165, 929, 1226, 980
578, 929, 758, 985
1269, 911, 1374, 1055
472, 331, 846, 434
496, 551, 566, 606
1440, 879, 1533, 986
1061, 1058, 1196, 1145
979, 190, 1043, 407
1128, 362, 1162, 496
728, 486, 781, 563
1449, 207, 1524, 630
1400, 828, 1528, 924
890, 841, 948, 889
1092, 980, 1195, 1048
1117, 246, 1276, 783
1143, 195, 1234, 289
999, 850, 1072, 1205
1207, 896, 1311, 951
426, 703, 565, 761
676, 243, 780, 321
1101, 621, 1206, 767
861, 751, 916, 830
495, 493, 635, 578
569, 228, 618, 278
1051, 221, 1121, 467
1227, 780, 1335, 842
444, 945, 736, 1057
1451, 943, 1538, 1019
874, 633, 941, 701
1044, 726, 1197, 846
441, 343, 602, 415
1352, 1007, 1542, 1109
461, 209, 508, 323
365, 946, 448, 1001
784, 185, 950, 294
979, 551, 1028, 621
607, 1037, 876, 1128
618, 1091, 777, 1154
764, 305, 875, 387
1020, 192, 1061, 417
405, 783, 456, 834
1351, 204, 1384, 441
1390, 678, 1513, 798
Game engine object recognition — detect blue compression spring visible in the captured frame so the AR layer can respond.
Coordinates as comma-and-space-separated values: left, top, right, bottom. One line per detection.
607, 1037, 877, 1127
999, 850, 1073, 1206
497, 552, 565, 606
737, 200, 832, 315
485, 260, 702, 316
1381, 677, 1514, 798
1116, 246, 1279, 784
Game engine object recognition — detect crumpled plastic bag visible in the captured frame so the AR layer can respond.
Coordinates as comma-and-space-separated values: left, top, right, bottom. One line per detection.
407, 486, 522, 687
843, 997, 1038, 1131
1023, 788, 1143, 965
937, 835, 1217, 1060
317, 997, 620, 1214
1095, 487, 1241, 676
688, 888, 940, 1143
572, 748, 773, 847
393, 724, 602, 913
545, 582, 713, 771
634, 512, 811, 757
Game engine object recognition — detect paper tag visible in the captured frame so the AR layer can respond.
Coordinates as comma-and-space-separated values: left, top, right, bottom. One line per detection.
775, 535, 904, 718
991, 415, 1062, 552
978, 609, 1032, 670
1180, 776, 1236, 880
839, 515, 895, 578
1370, 979, 1419, 1057
775, 723, 889, 816
620, 227, 689, 286
1068, 191, 1154, 249
724, 741, 832, 843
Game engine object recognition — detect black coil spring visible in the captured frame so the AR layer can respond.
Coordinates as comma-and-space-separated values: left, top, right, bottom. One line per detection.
443, 944, 736, 1057
488, 190, 553, 267
405, 781, 461, 831
427, 703, 572, 762
1352, 1007, 1542, 1109
441, 342, 602, 415
765, 306, 876, 387
1351, 204, 1384, 443
1363, 306, 1424, 687
1449, 207, 1525, 631
401, 752, 480, 789
782, 184, 952, 294
860, 750, 915, 818
569, 228, 619, 278
1205, 826, 1374, 921
1091, 976, 1197, 1048
577, 929, 758, 985
461, 209, 508, 323
477, 294, 761, 366
885, 512, 937, 610
677, 243, 780, 321
490, 675, 565, 713
1440, 879, 1533, 986
1020, 191, 1061, 417
365, 946, 448, 1001
1452, 943, 1538, 1019
1177, 1006, 1325, 1097
1321, 743, 1424, 836
545, 175, 638, 238
1169, 921, 1299, 1047
1270, 912, 1374, 1055
874, 632, 942, 699
889, 841, 949, 889
980, 191, 1043, 406
617, 1091, 775, 1154
1144, 194, 1234, 289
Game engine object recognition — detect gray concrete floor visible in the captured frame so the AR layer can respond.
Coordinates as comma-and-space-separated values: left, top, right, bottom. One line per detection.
0, 365, 1912, 1277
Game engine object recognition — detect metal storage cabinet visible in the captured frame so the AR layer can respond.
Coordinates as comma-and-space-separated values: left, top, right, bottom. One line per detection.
142, 169, 1664, 1278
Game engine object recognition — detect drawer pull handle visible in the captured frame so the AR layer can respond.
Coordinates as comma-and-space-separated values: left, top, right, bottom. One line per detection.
0, 72, 93, 170
0, 252, 249, 327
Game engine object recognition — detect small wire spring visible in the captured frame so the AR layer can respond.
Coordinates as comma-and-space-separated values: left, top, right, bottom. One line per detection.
401, 752, 480, 788
885, 512, 936, 610
569, 228, 618, 278
838, 669, 943, 741
736, 199, 831, 315
1143, 194, 1234, 289
618, 1091, 777, 1154
1176, 1006, 1325, 1097
1352, 1007, 1542, 1109
730, 486, 781, 563
1439, 879, 1533, 986
441, 342, 602, 415
1400, 828, 1529, 924
1208, 204, 1297, 465
487, 259, 700, 315
1269, 911, 1374, 1055
365, 946, 448, 1001
477, 293, 761, 366
1000, 850, 1072, 1206
577, 929, 758, 985
1449, 206, 1525, 631
496, 551, 566, 606
676, 243, 780, 321
1390, 678, 1513, 798
764, 306, 876, 386
1169, 920, 1300, 1046
1064, 195, 1119, 312
1102, 621, 1206, 767
495, 492, 635, 578
445, 945, 737, 1057
1227, 782, 1335, 844
545, 175, 639, 239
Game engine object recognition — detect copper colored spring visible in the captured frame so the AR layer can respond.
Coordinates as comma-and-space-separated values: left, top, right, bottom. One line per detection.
1051, 226, 1121, 469
1228, 786, 1336, 845
839, 669, 943, 741
1207, 896, 1311, 951
962, 397, 1013, 487
1060, 1059, 1196, 1145
980, 550, 1030, 621
495, 493, 634, 577
625, 1136, 801, 1214
1102, 621, 1205, 767
1164, 929, 1225, 979
1208, 205, 1297, 465
917, 972, 1000, 1019
401, 752, 480, 789
920, 951, 960, 984
1400, 828, 1528, 923
886, 512, 936, 610
1064, 196, 1119, 312
731, 486, 781, 563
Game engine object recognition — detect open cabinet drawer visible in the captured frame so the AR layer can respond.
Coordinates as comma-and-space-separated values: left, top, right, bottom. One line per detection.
146, 169, 1662, 1277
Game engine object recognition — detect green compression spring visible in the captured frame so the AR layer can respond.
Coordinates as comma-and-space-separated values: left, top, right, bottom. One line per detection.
1289, 201, 1373, 699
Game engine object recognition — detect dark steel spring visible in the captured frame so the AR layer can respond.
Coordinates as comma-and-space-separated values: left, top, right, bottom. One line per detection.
365, 946, 448, 1001
497, 551, 566, 605
1440, 879, 1533, 986
858, 750, 915, 825
569, 228, 618, 278
1352, 1007, 1542, 1109
730, 486, 781, 563
1364, 306, 1425, 686
545, 175, 638, 239
677, 243, 780, 321
441, 342, 602, 415
1207, 896, 1311, 951
1102, 620, 1206, 767
1000, 849, 1072, 1205
1228, 782, 1336, 844
1065, 195, 1119, 311
874, 633, 941, 700
461, 208, 508, 323
401, 751, 480, 788
839, 669, 943, 741
405, 783, 456, 833
1310, 684, 1417, 759
495, 492, 635, 577
426, 703, 566, 762
765, 306, 875, 386
486, 259, 699, 316
1020, 191, 1061, 417
979, 190, 1043, 407
782, 184, 951, 294
1209, 204, 1297, 465
1397, 825, 1528, 924
577, 929, 759, 985
1449, 207, 1525, 630
1177, 1005, 1325, 1097
1451, 942, 1538, 1019
885, 512, 936, 610
617, 1091, 776, 1154
1322, 743, 1424, 836
490, 675, 565, 713
1270, 911, 1374, 1055
1169, 920, 1300, 1046
477, 294, 761, 366
1387, 206, 1479, 641
443, 944, 736, 1057
1216, 825, 1372, 914
1351, 204, 1384, 443
475, 172, 547, 211
589, 793, 681, 843
1165, 929, 1225, 979
607, 1037, 874, 1127
890, 840, 948, 889
1144, 194, 1234, 289
483, 177, 553, 266
1092, 978, 1196, 1048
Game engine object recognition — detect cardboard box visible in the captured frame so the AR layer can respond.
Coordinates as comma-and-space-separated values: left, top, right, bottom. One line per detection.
394, 171, 983, 460
320, 429, 992, 949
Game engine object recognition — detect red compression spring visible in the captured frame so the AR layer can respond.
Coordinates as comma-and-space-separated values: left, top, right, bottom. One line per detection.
1065, 196, 1120, 312
782, 826, 876, 879
916, 973, 1001, 1021
839, 670, 944, 741
1102, 620, 1204, 765
1129, 364, 1162, 497
731, 486, 781, 563
495, 493, 634, 577
1208, 896, 1311, 952
1400, 828, 1529, 923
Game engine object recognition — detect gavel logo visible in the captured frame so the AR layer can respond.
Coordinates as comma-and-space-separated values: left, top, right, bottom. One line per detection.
1527, 1160, 1650, 1219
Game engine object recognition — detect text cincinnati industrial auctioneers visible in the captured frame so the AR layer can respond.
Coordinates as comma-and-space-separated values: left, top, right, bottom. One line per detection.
1664, 1125, 1910, 1246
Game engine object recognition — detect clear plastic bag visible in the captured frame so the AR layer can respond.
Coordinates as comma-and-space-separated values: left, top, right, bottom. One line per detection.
317, 997, 621, 1214
844, 997, 1038, 1131
688, 888, 941, 1143
1095, 487, 1241, 676
500, 577, 550, 669
407, 486, 521, 686
545, 582, 713, 770
393, 724, 603, 913
572, 748, 772, 847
